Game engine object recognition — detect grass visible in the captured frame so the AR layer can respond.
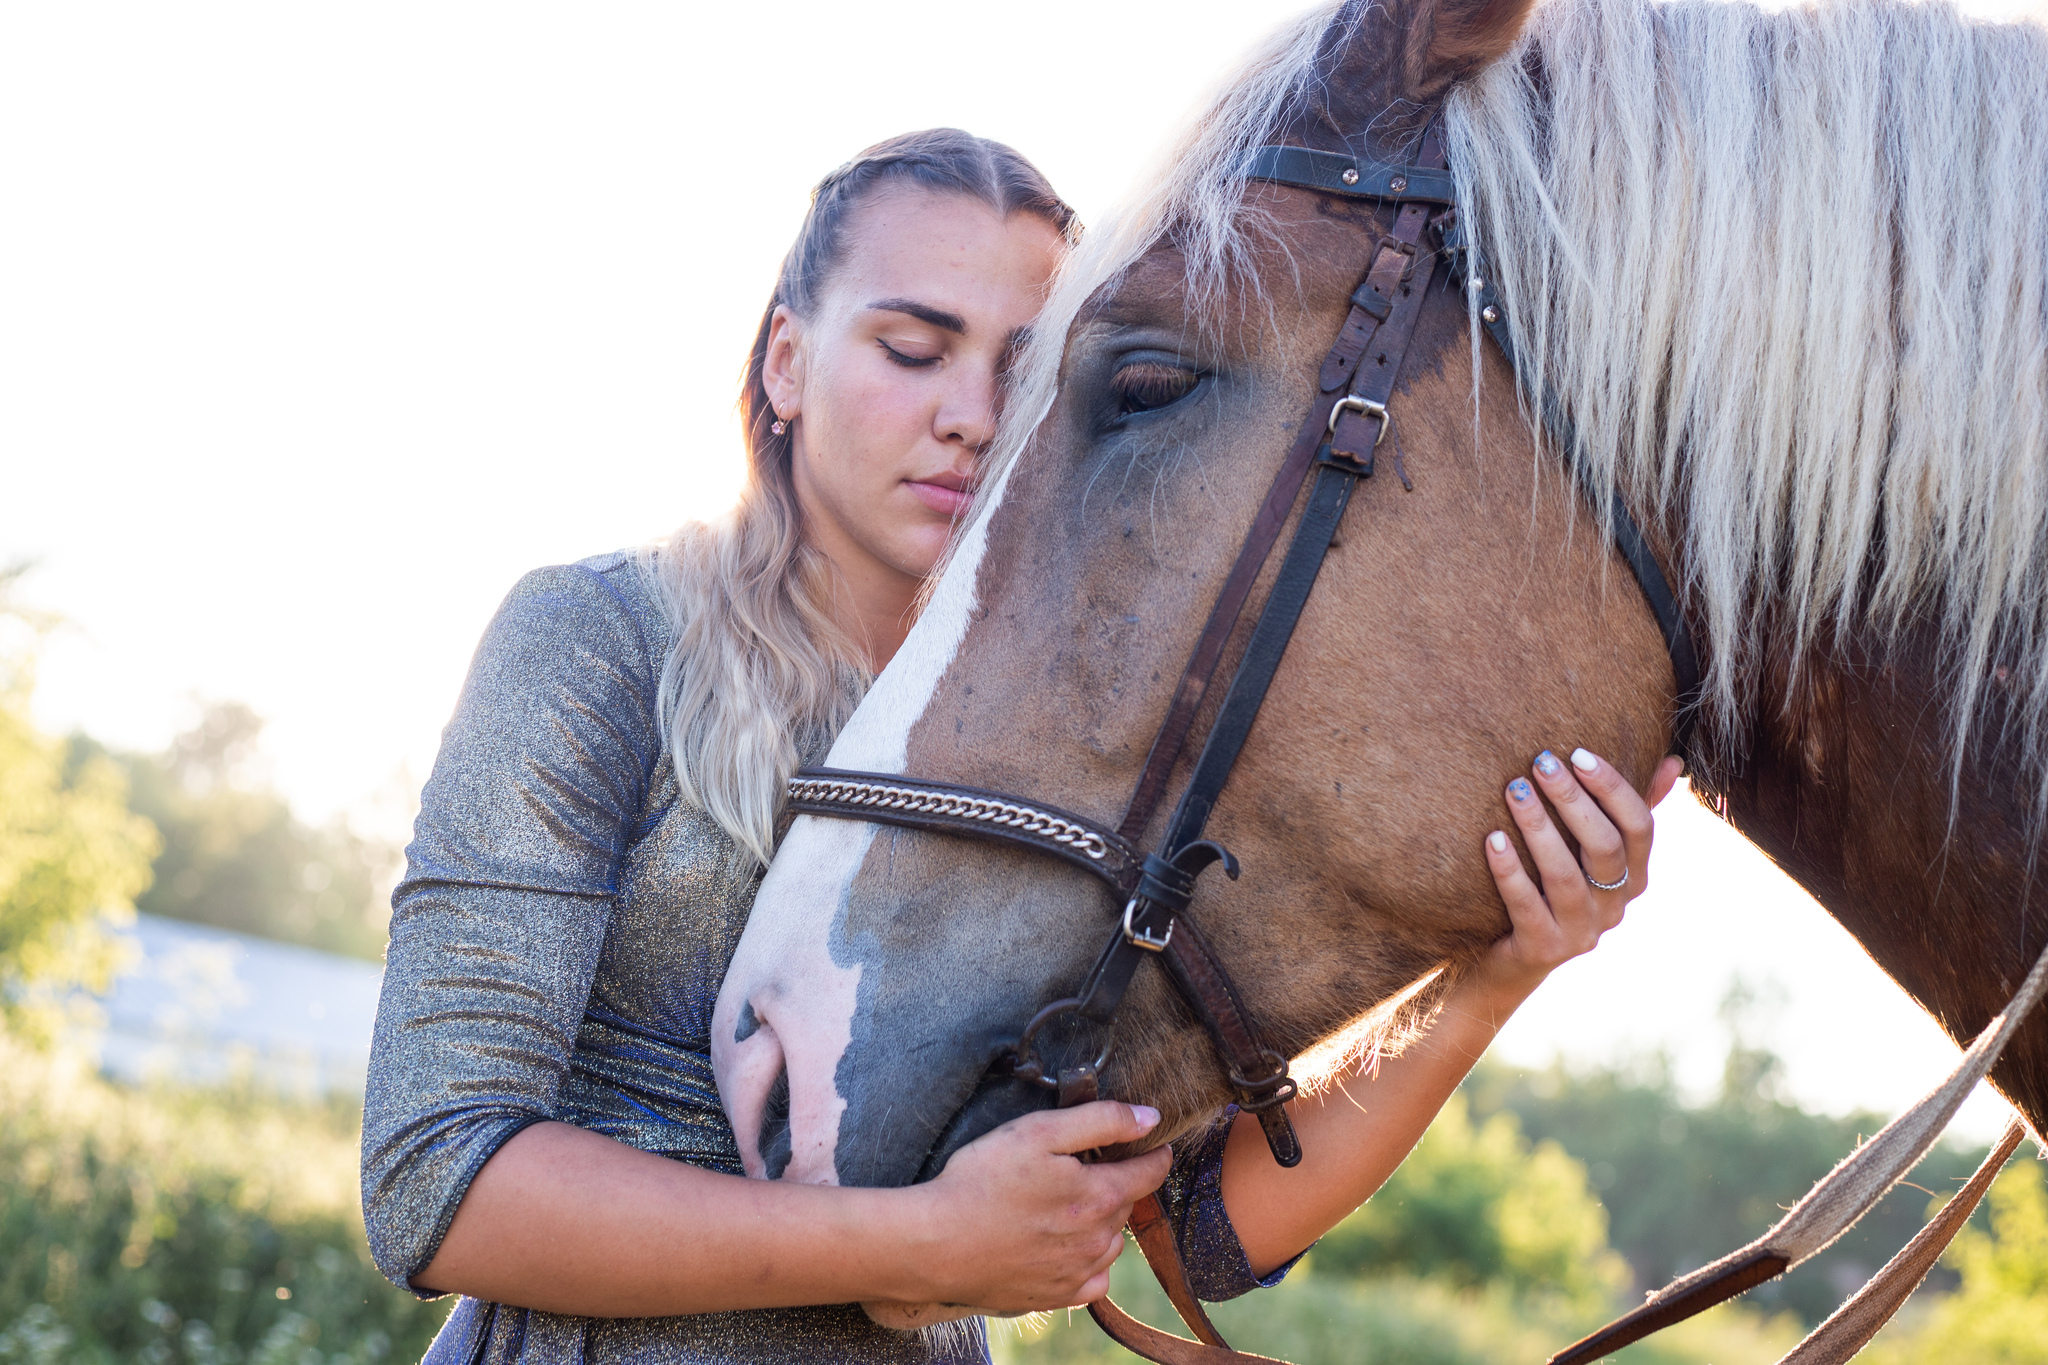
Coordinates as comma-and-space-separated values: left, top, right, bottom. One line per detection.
0, 1034, 449, 1365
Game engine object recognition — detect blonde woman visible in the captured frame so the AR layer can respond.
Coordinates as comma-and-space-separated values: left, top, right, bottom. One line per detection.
361, 128, 1674, 1364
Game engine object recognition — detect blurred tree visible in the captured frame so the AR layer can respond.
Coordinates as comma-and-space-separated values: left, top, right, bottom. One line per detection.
1463, 987, 1993, 1326
0, 566, 158, 1043
82, 702, 397, 962
1311, 1091, 1630, 1309
1860, 1147, 2048, 1362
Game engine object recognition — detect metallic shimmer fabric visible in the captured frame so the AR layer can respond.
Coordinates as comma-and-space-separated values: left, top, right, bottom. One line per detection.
362, 551, 1284, 1365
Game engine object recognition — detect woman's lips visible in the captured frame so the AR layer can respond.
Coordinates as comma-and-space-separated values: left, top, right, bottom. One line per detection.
906, 479, 974, 518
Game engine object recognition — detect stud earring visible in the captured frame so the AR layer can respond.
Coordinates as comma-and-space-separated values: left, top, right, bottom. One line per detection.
770, 418, 788, 436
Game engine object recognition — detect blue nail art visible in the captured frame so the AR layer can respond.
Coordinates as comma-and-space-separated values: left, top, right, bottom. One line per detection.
1535, 750, 1561, 777
1509, 778, 1534, 802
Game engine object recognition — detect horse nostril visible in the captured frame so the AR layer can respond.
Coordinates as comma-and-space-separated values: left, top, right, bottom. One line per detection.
760, 1065, 793, 1181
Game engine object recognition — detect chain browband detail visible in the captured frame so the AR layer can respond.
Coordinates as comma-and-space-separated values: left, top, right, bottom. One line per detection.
787, 772, 1134, 883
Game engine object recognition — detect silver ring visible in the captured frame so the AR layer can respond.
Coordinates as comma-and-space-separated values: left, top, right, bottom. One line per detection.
1586, 866, 1630, 893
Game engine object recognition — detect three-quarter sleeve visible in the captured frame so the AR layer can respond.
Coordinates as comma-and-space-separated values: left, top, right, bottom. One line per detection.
360, 558, 666, 1294
1155, 1112, 1307, 1303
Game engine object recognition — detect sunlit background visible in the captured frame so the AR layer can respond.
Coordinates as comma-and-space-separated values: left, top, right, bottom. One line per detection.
11, 3, 2048, 1361
4, 0, 2017, 1137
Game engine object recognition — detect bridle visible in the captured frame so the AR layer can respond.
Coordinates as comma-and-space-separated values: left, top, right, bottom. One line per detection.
766, 118, 2048, 1365
788, 122, 1701, 1158
785, 126, 1700, 1357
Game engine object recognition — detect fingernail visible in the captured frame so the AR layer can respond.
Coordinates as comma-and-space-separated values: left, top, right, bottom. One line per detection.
1130, 1104, 1159, 1129
1509, 778, 1533, 803
1535, 750, 1561, 777
1571, 748, 1599, 772
1488, 830, 1508, 852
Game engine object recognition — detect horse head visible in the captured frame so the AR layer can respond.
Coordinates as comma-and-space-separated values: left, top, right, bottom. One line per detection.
712, 0, 1687, 1203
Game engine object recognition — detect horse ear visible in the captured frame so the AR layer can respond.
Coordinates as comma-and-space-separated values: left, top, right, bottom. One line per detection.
1294, 0, 1535, 152
1411, 0, 1538, 86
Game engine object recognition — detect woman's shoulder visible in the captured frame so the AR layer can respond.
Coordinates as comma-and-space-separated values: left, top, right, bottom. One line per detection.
490, 547, 672, 672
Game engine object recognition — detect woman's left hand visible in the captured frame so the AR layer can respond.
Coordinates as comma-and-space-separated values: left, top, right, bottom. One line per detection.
1478, 747, 1684, 997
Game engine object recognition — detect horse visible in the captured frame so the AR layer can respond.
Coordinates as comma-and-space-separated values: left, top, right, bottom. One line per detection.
711, 0, 2048, 1315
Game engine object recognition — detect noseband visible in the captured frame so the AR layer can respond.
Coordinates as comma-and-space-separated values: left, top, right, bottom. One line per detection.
786, 125, 1701, 1171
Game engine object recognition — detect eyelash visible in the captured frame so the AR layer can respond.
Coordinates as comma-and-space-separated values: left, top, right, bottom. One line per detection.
878, 339, 939, 369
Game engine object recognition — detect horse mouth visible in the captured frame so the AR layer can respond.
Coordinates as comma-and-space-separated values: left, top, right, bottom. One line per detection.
759, 1065, 793, 1181
913, 1068, 1056, 1184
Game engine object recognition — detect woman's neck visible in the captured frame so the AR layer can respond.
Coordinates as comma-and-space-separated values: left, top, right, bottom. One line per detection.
816, 542, 920, 673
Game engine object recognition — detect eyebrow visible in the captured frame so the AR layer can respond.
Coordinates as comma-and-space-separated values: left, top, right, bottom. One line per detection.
868, 298, 968, 334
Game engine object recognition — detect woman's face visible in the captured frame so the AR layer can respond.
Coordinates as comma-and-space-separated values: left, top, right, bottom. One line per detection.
764, 187, 1066, 597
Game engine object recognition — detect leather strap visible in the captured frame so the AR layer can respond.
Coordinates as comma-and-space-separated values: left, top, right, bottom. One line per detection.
1087, 1296, 1290, 1365
1127, 1193, 1231, 1348
1777, 1119, 2026, 1364
1090, 1201, 1291, 1365
1118, 153, 1448, 848
1551, 931, 2048, 1364
1242, 145, 1457, 206
1116, 384, 1328, 844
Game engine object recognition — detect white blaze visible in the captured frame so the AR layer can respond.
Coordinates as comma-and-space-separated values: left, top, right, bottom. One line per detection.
711, 456, 1022, 1184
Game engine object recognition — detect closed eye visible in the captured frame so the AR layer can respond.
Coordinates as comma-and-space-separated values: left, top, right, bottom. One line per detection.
1112, 361, 1200, 416
879, 339, 940, 368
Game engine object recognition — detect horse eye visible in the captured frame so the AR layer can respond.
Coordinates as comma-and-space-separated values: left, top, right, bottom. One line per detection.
1111, 361, 1199, 416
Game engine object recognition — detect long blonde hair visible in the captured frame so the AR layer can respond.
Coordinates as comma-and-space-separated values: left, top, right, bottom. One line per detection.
645, 129, 1079, 868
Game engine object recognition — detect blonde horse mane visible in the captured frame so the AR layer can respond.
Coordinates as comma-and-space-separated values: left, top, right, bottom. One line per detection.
992, 0, 2048, 806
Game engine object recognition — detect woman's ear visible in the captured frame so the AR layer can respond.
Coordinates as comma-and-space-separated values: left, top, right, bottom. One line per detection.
763, 305, 804, 422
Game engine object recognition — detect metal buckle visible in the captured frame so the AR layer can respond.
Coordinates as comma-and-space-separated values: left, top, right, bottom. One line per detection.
1327, 394, 1390, 448
1121, 898, 1175, 952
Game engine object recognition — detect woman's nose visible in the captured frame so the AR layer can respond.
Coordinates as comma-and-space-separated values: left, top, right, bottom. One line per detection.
935, 371, 999, 452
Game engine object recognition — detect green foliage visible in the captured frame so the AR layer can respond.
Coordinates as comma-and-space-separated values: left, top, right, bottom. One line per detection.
1863, 1148, 2048, 1364
995, 1249, 1802, 1365
100, 702, 396, 962
1310, 1093, 1627, 1308
1464, 1049, 1991, 1325
0, 571, 159, 1042
0, 1034, 448, 1364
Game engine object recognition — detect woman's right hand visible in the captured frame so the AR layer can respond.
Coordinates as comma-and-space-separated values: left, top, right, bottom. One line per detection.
868, 1100, 1171, 1321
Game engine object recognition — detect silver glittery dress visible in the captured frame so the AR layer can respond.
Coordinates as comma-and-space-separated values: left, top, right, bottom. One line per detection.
361, 551, 1283, 1365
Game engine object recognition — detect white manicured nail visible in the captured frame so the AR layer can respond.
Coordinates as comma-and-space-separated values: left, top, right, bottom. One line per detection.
1570, 748, 1599, 772
1488, 830, 1509, 853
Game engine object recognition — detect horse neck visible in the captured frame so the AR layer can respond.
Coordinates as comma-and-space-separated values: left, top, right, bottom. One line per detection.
1703, 618, 2048, 1136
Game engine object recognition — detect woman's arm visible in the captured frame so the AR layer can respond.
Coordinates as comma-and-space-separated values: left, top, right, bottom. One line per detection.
414, 1101, 1170, 1316
1221, 748, 1684, 1275
363, 562, 1167, 1318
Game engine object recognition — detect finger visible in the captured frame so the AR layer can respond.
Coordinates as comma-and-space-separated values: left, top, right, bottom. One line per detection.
1566, 748, 1656, 873
1031, 1101, 1162, 1156
1085, 1230, 1127, 1282
1530, 751, 1627, 880
1074, 1254, 1119, 1306
1506, 776, 1591, 901
1484, 828, 1554, 931
1092, 1142, 1174, 1204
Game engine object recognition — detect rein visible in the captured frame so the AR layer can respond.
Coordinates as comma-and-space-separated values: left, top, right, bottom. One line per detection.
784, 130, 1715, 1360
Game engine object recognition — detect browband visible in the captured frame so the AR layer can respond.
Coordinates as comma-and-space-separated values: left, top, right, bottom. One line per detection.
1242, 145, 1458, 205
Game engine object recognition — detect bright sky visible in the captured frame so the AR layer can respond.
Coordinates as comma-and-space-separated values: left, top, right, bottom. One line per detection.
1, 1, 2024, 1140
